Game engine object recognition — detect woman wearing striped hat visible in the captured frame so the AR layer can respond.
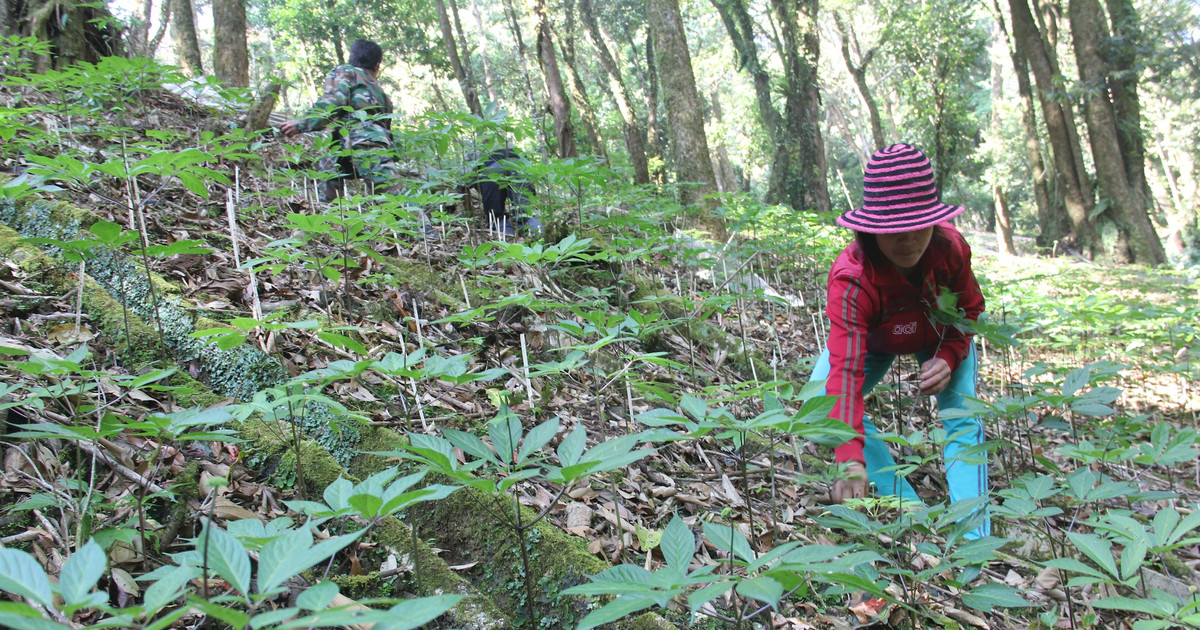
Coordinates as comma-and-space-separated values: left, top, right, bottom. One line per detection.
812, 143, 990, 540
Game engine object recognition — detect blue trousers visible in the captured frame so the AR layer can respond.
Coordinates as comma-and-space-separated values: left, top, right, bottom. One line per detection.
810, 344, 990, 539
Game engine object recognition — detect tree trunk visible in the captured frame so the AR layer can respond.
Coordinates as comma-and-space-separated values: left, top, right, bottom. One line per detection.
709, 0, 786, 198
1069, 0, 1165, 264
768, 0, 830, 213
500, 0, 548, 151
562, 0, 607, 158
833, 12, 886, 151
434, 0, 482, 116
989, 43, 1017, 256
243, 80, 282, 132
536, 0, 577, 158
579, 0, 651, 184
992, 0, 1056, 245
647, 0, 718, 208
170, 0, 203, 76
1010, 0, 1101, 258
126, 0, 153, 57
18, 0, 123, 69
708, 91, 740, 194
470, 0, 499, 104
637, 29, 665, 174
212, 0, 249, 87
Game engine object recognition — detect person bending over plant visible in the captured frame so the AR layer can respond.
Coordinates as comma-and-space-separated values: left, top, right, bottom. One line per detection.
809, 143, 990, 539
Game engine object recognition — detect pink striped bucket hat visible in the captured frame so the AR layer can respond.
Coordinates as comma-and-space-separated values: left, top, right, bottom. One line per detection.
837, 143, 964, 234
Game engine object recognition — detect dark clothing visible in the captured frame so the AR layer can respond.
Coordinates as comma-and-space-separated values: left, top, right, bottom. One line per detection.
478, 150, 532, 221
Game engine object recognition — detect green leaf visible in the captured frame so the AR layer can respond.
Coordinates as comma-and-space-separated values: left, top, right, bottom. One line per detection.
702, 521, 754, 563
200, 524, 251, 598
687, 580, 734, 616
1091, 596, 1173, 616
574, 595, 656, 630
443, 429, 501, 466
142, 564, 199, 613
556, 424, 585, 466
516, 417, 559, 464
186, 596, 250, 627
296, 580, 339, 611
58, 539, 106, 607
962, 583, 1028, 612
0, 548, 53, 607
489, 409, 522, 465
661, 515, 693, 571
178, 172, 208, 197
1067, 532, 1120, 580
256, 527, 314, 594
737, 575, 784, 607
317, 332, 367, 357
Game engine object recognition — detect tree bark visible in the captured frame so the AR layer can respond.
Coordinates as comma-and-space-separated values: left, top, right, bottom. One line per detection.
1069, 0, 1165, 264
647, 0, 718, 208
709, 0, 790, 200
768, 0, 830, 213
562, 0, 607, 158
434, 0, 482, 116
536, 0, 577, 158
126, 0, 153, 57
992, 0, 1056, 245
18, 0, 123, 69
470, 0, 499, 104
833, 12, 886, 151
989, 41, 1017, 256
500, 0, 548, 150
579, 0, 651, 184
1009, 0, 1100, 257
170, 0, 204, 76
213, 0, 249, 87
636, 29, 665, 173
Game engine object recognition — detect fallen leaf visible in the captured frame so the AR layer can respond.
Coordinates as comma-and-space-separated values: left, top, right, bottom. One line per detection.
46, 323, 92, 345
111, 567, 140, 597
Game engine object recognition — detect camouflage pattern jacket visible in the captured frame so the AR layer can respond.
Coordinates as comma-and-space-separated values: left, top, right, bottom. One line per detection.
295, 64, 394, 149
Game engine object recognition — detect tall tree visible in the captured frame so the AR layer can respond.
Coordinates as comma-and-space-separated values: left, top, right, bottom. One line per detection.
991, 0, 1055, 246
170, 0, 204, 76
434, 0, 482, 115
536, 0, 577, 157
579, 0, 651, 184
768, 0, 831, 213
469, 0, 499, 104
500, 0, 548, 150
647, 0, 717, 207
989, 39, 1017, 255
1069, 0, 1166, 264
1009, 0, 1102, 257
833, 11, 886, 151
213, 0, 250, 87
561, 0, 608, 158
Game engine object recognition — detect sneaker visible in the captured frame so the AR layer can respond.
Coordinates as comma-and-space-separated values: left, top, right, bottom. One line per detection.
517, 216, 542, 235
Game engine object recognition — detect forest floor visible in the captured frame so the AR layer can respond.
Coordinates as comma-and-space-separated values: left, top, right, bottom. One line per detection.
1, 65, 1199, 630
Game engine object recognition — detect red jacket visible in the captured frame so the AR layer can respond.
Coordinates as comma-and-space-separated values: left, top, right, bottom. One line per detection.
824, 223, 985, 464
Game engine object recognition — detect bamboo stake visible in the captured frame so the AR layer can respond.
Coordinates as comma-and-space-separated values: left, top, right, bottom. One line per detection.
460, 275, 472, 309
520, 333, 535, 403
410, 377, 428, 431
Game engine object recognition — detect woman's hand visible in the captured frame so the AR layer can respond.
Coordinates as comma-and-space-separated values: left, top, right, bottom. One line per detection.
919, 357, 951, 395
279, 120, 302, 137
831, 461, 868, 503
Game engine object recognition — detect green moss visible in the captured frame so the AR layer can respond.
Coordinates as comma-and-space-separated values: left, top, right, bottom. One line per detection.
348, 428, 678, 630
330, 574, 391, 600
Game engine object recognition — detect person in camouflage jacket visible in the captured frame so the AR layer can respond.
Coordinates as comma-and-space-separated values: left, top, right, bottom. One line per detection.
281, 39, 400, 203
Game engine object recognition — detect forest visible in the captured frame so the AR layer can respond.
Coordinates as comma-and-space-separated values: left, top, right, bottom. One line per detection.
0, 0, 1198, 628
